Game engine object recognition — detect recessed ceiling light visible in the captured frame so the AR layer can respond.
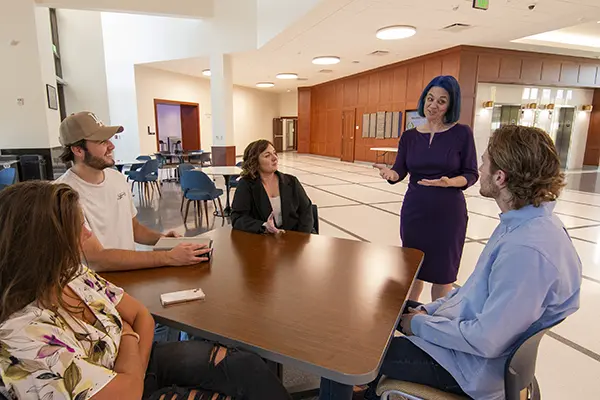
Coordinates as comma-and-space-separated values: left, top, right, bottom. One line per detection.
276, 73, 298, 80
312, 56, 341, 65
202, 69, 211, 77
376, 25, 417, 40
256, 82, 274, 88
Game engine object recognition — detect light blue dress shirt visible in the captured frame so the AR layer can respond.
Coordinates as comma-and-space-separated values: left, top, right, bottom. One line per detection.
408, 201, 582, 399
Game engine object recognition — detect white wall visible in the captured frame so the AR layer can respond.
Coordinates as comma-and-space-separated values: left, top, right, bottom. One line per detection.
0, 1, 58, 149
134, 66, 279, 156
156, 104, 182, 139
57, 9, 110, 123
100, 12, 207, 160
474, 83, 593, 170
279, 92, 298, 116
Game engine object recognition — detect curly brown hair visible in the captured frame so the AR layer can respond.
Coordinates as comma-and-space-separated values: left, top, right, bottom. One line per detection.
487, 125, 565, 210
0, 181, 83, 323
240, 139, 275, 179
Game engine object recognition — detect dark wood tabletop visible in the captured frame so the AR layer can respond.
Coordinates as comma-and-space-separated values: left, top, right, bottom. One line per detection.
102, 228, 423, 385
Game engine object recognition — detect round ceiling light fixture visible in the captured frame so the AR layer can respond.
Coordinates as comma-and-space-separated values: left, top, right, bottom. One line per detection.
375, 25, 417, 40
202, 69, 211, 77
276, 73, 298, 80
312, 56, 341, 65
256, 82, 275, 88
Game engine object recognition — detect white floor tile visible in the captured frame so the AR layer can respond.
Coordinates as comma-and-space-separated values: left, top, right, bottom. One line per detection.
319, 205, 401, 247
466, 197, 501, 217
557, 214, 598, 229
322, 184, 402, 204
372, 202, 403, 215
561, 190, 600, 206
303, 187, 359, 208
567, 226, 600, 243
555, 201, 600, 221
297, 174, 347, 186
466, 213, 499, 240
320, 172, 384, 183
363, 181, 409, 196
571, 239, 600, 281
536, 336, 600, 400
552, 280, 600, 355
318, 220, 360, 241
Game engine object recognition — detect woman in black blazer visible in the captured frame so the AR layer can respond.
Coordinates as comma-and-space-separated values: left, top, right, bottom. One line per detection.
231, 140, 314, 234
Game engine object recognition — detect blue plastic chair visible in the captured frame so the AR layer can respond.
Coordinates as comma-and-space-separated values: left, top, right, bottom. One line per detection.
178, 164, 196, 211
180, 170, 224, 222
0, 168, 16, 190
229, 161, 243, 189
136, 155, 152, 161
129, 159, 161, 199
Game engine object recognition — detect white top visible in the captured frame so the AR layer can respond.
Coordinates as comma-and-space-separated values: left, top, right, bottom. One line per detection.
55, 168, 137, 250
269, 196, 283, 227
196, 166, 242, 176
370, 147, 399, 152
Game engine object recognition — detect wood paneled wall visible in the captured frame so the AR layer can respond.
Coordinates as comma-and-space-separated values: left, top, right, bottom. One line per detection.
299, 45, 600, 163
301, 48, 462, 163
584, 89, 600, 166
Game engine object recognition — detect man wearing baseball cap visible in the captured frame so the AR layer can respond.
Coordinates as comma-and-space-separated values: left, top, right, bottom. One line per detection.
55, 112, 210, 272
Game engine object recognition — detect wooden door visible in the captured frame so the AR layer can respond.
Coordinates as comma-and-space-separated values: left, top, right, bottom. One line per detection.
341, 110, 356, 162
273, 118, 283, 152
180, 105, 200, 150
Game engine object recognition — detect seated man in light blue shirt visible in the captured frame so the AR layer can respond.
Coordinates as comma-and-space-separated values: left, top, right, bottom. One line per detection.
363, 125, 582, 400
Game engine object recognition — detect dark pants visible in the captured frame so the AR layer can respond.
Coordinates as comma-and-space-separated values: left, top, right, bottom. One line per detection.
143, 340, 291, 400
364, 300, 467, 399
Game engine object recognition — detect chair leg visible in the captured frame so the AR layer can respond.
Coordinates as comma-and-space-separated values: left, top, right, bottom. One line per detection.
217, 197, 224, 217
131, 181, 135, 192
184, 199, 191, 221
155, 181, 162, 197
204, 200, 209, 224
180, 195, 185, 212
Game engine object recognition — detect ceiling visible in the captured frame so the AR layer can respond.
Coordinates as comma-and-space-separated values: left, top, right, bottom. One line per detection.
142, 0, 600, 93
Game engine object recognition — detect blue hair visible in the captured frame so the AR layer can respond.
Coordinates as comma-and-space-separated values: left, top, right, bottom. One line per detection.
417, 75, 461, 124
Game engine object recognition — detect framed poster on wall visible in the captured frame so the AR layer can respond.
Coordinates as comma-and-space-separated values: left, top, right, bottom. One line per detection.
369, 113, 377, 138
391, 111, 402, 138
376, 112, 386, 138
362, 114, 370, 138
384, 112, 393, 138
405, 110, 427, 130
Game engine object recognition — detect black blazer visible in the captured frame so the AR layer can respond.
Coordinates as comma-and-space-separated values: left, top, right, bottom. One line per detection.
231, 171, 314, 234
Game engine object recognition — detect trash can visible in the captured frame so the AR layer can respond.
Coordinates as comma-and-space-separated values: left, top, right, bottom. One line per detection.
0, 155, 20, 182
18, 155, 47, 181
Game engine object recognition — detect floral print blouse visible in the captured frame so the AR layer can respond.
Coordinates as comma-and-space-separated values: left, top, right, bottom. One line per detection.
0, 266, 124, 400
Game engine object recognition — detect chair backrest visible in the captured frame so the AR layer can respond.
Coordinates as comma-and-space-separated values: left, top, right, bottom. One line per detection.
0, 168, 17, 187
312, 204, 319, 234
181, 170, 216, 193
235, 161, 243, 167
138, 159, 159, 177
504, 318, 564, 400
136, 155, 152, 161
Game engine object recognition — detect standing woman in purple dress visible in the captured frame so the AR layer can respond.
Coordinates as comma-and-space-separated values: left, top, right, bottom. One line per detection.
374, 76, 478, 301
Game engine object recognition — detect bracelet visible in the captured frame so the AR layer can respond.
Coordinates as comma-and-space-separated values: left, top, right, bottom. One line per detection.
121, 331, 140, 343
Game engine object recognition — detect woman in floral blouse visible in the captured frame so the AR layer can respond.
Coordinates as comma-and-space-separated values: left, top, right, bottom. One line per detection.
0, 182, 290, 400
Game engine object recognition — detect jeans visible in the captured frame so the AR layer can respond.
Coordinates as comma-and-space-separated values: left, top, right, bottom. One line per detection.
143, 340, 291, 400
363, 300, 468, 399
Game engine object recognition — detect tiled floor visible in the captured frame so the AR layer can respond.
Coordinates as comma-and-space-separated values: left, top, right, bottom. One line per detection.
136, 153, 600, 399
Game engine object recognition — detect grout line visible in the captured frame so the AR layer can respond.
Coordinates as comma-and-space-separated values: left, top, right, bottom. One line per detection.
318, 218, 370, 242
569, 236, 597, 245
546, 332, 600, 363
565, 224, 600, 231
582, 274, 600, 285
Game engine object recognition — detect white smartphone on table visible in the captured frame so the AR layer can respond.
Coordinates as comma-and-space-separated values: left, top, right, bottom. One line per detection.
160, 288, 206, 306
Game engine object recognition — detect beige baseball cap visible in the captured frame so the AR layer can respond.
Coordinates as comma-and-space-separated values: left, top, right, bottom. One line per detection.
59, 112, 124, 146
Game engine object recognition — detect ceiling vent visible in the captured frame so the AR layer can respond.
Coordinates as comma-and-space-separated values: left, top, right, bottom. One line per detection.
297, 77, 309, 81
441, 23, 472, 33
319, 69, 333, 73
368, 50, 390, 56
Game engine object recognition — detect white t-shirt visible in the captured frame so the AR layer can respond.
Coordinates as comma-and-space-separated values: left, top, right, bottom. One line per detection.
269, 196, 283, 227
55, 168, 137, 250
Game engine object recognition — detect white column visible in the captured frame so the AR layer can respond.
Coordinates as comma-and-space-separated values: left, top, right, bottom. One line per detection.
0, 0, 60, 149
209, 53, 234, 147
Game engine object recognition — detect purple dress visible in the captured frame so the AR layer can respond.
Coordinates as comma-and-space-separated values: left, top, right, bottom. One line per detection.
390, 124, 479, 284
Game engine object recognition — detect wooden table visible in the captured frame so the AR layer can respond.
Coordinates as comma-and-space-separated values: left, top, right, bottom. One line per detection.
102, 228, 423, 398
195, 166, 242, 216
370, 147, 398, 165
